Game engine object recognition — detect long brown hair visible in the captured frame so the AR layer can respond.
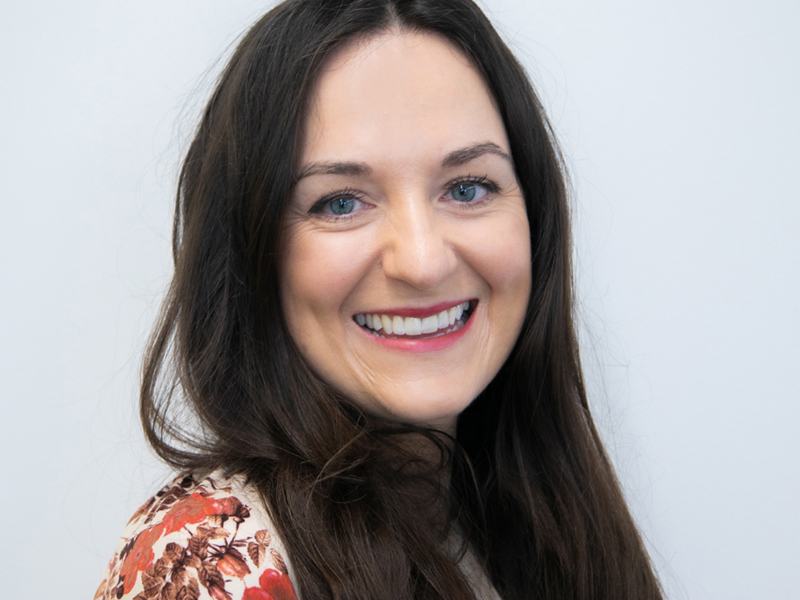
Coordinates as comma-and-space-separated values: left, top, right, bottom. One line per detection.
141, 0, 663, 598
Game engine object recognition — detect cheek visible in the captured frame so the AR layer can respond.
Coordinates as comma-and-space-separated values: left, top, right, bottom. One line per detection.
473, 213, 532, 295
279, 226, 371, 337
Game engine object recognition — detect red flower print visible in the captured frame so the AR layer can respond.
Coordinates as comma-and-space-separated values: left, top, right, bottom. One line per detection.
242, 588, 273, 600
161, 492, 236, 535
262, 569, 297, 600
119, 524, 164, 594
241, 568, 297, 600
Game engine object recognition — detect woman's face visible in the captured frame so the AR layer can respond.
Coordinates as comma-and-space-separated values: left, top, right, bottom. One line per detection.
280, 31, 531, 434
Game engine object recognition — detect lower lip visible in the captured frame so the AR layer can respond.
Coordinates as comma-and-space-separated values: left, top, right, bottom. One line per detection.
356, 309, 475, 353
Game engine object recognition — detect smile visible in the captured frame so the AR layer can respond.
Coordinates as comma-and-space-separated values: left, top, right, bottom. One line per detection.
353, 301, 475, 338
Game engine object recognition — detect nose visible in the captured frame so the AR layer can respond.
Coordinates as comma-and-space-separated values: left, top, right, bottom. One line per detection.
380, 193, 457, 290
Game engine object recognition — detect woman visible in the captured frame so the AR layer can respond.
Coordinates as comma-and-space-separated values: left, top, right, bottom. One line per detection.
97, 0, 663, 598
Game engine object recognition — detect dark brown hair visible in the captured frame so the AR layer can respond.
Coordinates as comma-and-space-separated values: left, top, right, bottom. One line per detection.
142, 0, 663, 598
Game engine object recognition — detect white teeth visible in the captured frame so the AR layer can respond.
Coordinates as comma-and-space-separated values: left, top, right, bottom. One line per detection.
355, 301, 473, 337
392, 316, 405, 335
404, 317, 422, 335
421, 316, 439, 334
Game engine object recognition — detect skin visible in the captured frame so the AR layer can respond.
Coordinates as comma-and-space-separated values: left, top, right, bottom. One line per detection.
279, 31, 531, 435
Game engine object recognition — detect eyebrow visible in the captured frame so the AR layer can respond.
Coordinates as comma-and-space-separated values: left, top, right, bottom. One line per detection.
294, 142, 513, 183
295, 161, 372, 181
441, 142, 513, 169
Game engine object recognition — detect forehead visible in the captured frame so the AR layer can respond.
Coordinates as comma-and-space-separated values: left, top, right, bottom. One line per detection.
300, 31, 509, 169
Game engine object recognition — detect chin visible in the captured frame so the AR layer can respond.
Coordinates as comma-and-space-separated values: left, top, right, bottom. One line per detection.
373, 389, 477, 432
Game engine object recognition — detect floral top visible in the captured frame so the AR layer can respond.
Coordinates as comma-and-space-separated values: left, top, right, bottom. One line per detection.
97, 471, 502, 600
95, 472, 298, 600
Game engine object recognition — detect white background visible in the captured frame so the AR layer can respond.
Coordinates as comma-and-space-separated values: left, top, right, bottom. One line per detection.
1, 1, 798, 598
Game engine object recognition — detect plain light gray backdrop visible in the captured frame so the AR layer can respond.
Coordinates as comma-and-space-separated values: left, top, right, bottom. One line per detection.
1, 1, 798, 598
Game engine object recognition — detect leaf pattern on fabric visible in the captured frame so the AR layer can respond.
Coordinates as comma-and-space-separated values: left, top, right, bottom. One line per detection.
96, 473, 298, 600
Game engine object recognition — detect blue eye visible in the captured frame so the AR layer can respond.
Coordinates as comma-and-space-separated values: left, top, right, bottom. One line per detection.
309, 192, 366, 218
453, 183, 479, 202
445, 180, 493, 204
308, 190, 370, 221
328, 196, 358, 215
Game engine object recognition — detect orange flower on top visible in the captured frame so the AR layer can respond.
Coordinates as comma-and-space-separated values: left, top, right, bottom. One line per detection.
161, 492, 240, 535
119, 524, 164, 594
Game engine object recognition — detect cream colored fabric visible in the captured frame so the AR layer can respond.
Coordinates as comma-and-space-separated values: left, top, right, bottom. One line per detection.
95, 472, 297, 600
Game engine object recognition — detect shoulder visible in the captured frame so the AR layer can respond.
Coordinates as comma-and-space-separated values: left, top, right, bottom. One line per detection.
95, 471, 298, 600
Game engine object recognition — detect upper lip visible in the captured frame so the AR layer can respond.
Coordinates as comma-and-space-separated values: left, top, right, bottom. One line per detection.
353, 299, 474, 318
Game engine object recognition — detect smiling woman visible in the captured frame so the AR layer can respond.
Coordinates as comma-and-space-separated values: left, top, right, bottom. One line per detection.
281, 32, 531, 433
97, 1, 663, 599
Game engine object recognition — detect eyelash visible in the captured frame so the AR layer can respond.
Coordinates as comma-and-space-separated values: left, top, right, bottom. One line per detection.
308, 188, 366, 221
441, 175, 500, 208
307, 176, 501, 220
